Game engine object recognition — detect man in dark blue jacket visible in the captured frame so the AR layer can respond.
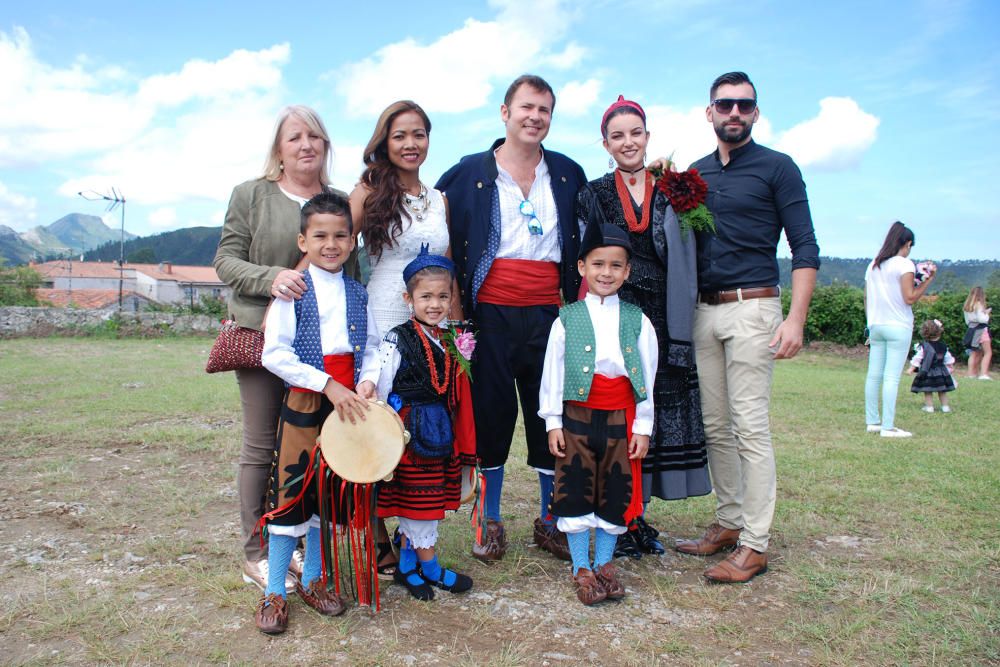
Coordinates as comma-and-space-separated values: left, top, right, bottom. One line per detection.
436, 74, 586, 562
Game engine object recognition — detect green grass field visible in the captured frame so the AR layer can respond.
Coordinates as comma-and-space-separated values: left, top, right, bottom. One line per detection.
0, 338, 996, 665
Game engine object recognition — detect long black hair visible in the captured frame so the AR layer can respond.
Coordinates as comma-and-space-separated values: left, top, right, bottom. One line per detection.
873, 221, 914, 269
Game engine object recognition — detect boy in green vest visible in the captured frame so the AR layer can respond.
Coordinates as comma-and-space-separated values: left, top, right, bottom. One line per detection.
538, 222, 658, 605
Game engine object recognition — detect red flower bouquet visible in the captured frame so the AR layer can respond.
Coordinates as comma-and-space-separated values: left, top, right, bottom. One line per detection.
648, 162, 716, 236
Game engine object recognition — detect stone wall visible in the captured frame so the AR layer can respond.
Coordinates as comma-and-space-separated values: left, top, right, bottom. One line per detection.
0, 307, 219, 338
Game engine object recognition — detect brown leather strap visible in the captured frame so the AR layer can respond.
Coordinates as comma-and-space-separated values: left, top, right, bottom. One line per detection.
699, 286, 780, 305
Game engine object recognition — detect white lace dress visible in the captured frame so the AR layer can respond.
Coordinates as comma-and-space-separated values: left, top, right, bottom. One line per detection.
366, 187, 450, 338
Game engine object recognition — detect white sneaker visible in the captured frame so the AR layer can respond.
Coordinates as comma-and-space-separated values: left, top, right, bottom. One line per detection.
866, 424, 882, 433
979, 375, 992, 380
941, 405, 952, 413
880, 427, 912, 438
921, 406, 934, 413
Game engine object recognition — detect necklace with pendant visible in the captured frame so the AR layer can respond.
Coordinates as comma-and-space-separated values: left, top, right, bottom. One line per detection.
403, 185, 430, 221
618, 165, 645, 186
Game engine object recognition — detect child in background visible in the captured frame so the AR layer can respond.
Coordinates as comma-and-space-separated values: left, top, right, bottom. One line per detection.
256, 192, 381, 634
374, 247, 476, 600
963, 286, 992, 380
908, 319, 956, 413
539, 223, 657, 605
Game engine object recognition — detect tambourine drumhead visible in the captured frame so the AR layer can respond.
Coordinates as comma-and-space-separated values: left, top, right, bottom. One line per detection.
460, 465, 478, 505
319, 400, 407, 484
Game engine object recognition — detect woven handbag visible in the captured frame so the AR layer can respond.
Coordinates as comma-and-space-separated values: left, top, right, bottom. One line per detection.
205, 319, 264, 373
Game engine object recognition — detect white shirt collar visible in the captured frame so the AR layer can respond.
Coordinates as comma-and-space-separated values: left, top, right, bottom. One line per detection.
584, 291, 620, 307
307, 264, 344, 285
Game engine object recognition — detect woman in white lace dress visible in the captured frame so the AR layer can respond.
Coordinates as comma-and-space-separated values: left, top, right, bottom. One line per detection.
349, 100, 461, 574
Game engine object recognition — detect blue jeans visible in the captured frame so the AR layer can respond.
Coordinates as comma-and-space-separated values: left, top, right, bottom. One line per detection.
865, 324, 913, 429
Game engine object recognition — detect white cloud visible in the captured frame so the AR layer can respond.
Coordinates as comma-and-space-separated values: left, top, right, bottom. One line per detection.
330, 143, 367, 193
148, 207, 177, 230
556, 79, 602, 117
775, 97, 879, 170
330, 0, 584, 116
0, 181, 38, 229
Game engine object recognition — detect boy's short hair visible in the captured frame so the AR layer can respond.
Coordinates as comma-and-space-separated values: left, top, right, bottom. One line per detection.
301, 191, 353, 234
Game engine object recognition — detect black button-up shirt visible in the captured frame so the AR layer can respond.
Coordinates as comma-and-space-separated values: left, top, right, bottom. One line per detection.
691, 140, 820, 292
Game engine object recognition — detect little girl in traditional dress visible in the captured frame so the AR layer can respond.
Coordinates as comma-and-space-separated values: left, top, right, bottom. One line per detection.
907, 319, 956, 413
374, 247, 477, 600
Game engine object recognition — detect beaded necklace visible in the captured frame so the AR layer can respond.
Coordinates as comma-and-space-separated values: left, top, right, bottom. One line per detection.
412, 319, 451, 396
613, 170, 653, 233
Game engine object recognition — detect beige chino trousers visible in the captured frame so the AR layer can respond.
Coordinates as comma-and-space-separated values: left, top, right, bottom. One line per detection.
693, 296, 782, 552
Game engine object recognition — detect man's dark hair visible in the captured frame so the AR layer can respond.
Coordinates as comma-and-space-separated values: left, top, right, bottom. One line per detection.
301, 191, 353, 234
504, 74, 556, 111
710, 71, 757, 101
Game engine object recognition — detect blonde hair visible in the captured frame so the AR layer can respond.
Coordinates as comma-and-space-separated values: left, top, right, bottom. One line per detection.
262, 105, 332, 185
964, 286, 987, 313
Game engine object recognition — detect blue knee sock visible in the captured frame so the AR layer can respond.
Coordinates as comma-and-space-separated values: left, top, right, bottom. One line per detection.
483, 466, 504, 522
593, 528, 617, 568
301, 526, 322, 589
538, 473, 554, 525
419, 555, 456, 587
566, 529, 592, 575
399, 542, 418, 573
265, 533, 297, 598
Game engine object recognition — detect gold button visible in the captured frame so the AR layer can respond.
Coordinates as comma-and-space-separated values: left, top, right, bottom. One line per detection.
631, 367, 638, 373
355, 344, 361, 351
640, 387, 646, 393
625, 346, 632, 353
476, 182, 483, 189
584, 345, 592, 352
582, 366, 589, 373
578, 388, 585, 396
350, 324, 356, 331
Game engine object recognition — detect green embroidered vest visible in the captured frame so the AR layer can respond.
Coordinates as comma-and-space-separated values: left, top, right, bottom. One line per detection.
560, 299, 646, 402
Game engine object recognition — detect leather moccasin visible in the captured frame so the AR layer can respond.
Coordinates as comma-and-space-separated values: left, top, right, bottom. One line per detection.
573, 568, 607, 606
255, 593, 288, 634
533, 518, 572, 561
297, 580, 346, 616
704, 545, 768, 583
594, 562, 626, 600
472, 520, 508, 562
675, 522, 741, 556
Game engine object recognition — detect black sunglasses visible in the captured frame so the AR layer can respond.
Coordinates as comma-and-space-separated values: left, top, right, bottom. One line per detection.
712, 98, 757, 114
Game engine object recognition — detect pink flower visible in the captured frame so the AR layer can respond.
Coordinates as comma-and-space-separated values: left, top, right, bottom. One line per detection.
454, 331, 476, 360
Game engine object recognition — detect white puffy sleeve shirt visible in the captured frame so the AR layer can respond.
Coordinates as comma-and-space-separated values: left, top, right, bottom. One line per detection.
538, 293, 658, 436
262, 265, 381, 392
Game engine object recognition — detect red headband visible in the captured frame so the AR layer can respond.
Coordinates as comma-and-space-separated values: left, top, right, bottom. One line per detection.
601, 95, 646, 134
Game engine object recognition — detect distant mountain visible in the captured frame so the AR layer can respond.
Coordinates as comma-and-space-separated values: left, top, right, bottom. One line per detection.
84, 226, 222, 266
778, 257, 1000, 292
0, 213, 137, 265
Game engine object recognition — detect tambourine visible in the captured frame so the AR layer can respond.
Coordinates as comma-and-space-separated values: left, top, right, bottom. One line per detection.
319, 400, 409, 484
460, 465, 478, 505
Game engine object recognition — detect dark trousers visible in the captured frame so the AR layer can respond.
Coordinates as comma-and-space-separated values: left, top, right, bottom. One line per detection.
472, 302, 558, 470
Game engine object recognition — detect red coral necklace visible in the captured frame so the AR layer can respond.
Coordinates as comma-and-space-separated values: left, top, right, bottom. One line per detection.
614, 170, 653, 233
413, 319, 450, 396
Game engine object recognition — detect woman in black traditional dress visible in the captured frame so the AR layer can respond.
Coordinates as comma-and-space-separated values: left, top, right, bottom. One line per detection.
575, 96, 712, 557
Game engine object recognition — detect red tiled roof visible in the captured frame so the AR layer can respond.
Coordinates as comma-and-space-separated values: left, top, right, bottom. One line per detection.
34, 288, 146, 309
32, 260, 221, 284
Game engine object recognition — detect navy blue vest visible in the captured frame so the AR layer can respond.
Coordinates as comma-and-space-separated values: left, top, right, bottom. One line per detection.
290, 269, 368, 387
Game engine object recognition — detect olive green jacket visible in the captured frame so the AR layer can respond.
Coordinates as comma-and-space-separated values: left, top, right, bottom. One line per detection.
214, 178, 352, 331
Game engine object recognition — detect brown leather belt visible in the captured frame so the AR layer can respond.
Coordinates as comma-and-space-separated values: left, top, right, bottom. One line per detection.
699, 286, 780, 305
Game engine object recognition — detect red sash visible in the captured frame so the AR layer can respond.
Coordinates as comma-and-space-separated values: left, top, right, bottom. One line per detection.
477, 258, 561, 306
569, 374, 644, 525
290, 353, 355, 393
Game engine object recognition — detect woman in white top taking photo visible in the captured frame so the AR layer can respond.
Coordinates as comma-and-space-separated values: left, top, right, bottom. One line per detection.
864, 221, 936, 438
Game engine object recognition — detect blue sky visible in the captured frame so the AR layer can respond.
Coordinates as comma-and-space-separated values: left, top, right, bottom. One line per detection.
1, 0, 997, 260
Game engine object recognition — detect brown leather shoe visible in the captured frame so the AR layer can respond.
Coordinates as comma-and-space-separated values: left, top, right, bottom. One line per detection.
675, 522, 741, 556
704, 545, 768, 583
594, 562, 625, 600
255, 593, 288, 634
297, 579, 346, 616
472, 520, 508, 562
533, 518, 571, 561
573, 568, 607, 605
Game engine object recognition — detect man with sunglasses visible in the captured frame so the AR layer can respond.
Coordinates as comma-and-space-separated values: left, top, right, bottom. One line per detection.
436, 74, 587, 563
675, 72, 819, 583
